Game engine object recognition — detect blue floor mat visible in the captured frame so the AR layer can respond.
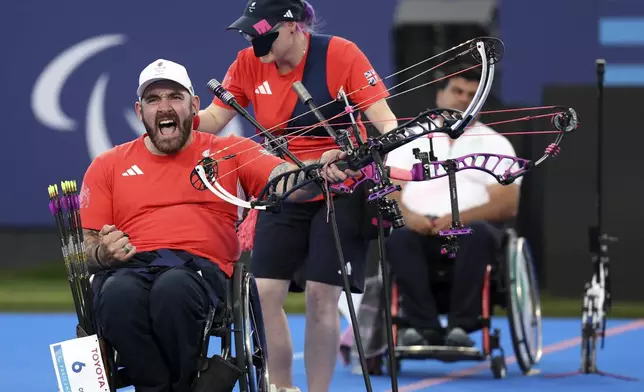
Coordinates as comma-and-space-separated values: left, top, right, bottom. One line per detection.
1, 313, 642, 391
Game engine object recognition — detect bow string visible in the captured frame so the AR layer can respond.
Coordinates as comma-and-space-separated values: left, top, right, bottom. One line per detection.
191, 36, 579, 218
190, 36, 496, 176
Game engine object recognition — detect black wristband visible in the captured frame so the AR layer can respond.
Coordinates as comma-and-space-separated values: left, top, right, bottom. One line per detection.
94, 245, 106, 268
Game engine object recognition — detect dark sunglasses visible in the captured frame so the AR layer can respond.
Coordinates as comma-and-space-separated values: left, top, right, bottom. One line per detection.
240, 23, 281, 57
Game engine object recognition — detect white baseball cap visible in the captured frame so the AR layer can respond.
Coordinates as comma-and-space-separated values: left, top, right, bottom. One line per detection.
137, 58, 194, 98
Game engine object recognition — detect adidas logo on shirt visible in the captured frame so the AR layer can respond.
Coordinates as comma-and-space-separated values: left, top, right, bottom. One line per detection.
254, 81, 272, 95
283, 9, 294, 18
122, 165, 144, 176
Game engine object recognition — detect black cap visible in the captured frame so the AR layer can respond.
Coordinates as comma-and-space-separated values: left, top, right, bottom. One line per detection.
227, 0, 305, 36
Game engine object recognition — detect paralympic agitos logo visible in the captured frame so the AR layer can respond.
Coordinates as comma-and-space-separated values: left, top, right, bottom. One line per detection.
31, 34, 242, 160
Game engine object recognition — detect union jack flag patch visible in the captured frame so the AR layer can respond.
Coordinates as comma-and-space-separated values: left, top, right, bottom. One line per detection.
364, 69, 378, 86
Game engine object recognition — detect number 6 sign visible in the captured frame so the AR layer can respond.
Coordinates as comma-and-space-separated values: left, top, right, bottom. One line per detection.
50, 335, 110, 392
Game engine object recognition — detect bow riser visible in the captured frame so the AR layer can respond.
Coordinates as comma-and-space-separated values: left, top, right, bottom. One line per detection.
340, 109, 471, 172
330, 163, 381, 194
254, 164, 325, 210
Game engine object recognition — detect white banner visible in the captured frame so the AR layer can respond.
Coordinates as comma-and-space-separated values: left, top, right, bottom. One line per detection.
50, 335, 111, 392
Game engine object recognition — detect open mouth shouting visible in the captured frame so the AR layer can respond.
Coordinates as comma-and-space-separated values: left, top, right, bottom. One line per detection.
143, 108, 191, 154
157, 117, 179, 137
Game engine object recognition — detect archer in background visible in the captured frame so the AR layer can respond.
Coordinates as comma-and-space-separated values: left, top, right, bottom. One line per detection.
193, 0, 398, 390
384, 62, 522, 347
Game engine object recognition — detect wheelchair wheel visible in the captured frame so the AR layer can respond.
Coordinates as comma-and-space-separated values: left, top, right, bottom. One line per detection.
234, 264, 270, 392
505, 233, 543, 374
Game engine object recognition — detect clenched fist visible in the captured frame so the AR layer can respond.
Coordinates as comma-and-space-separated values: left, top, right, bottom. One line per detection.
97, 224, 136, 265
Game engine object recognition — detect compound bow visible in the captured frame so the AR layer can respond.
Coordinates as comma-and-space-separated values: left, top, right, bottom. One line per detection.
190, 36, 579, 392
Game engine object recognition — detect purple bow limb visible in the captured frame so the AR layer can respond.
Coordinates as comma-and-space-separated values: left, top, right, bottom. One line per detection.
410, 153, 532, 184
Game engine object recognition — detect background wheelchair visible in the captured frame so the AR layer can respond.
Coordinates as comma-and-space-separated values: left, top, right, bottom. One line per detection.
80, 262, 270, 392
368, 227, 543, 379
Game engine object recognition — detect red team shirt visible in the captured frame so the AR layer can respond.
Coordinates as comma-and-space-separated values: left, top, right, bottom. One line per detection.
79, 34, 388, 274
79, 132, 284, 277
214, 33, 390, 169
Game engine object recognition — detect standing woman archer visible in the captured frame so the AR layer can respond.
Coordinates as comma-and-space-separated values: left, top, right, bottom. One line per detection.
194, 0, 398, 390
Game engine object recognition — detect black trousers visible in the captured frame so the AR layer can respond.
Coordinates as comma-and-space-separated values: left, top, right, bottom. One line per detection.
251, 185, 370, 293
93, 254, 227, 392
386, 221, 502, 333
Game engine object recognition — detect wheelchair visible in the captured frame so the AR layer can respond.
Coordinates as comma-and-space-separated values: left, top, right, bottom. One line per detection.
81, 262, 270, 392
370, 227, 543, 379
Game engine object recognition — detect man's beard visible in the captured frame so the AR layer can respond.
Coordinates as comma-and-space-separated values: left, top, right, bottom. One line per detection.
143, 110, 192, 154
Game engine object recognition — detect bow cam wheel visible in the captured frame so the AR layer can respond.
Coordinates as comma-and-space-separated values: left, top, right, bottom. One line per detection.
469, 37, 505, 65
190, 157, 219, 191
553, 107, 579, 134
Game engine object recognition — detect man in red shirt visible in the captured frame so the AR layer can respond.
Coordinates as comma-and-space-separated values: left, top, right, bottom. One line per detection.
80, 58, 353, 392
